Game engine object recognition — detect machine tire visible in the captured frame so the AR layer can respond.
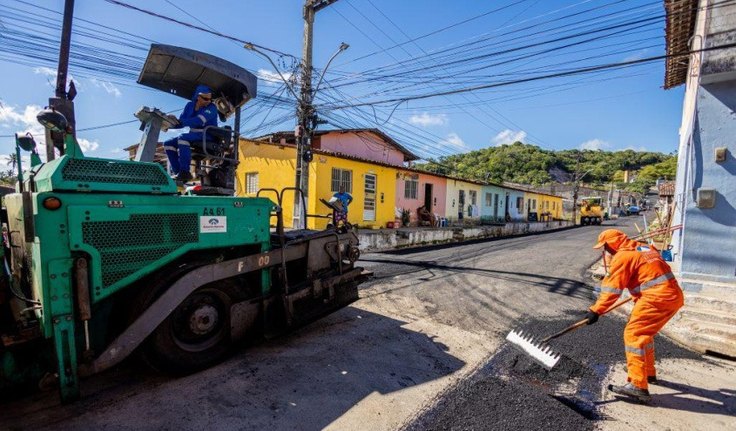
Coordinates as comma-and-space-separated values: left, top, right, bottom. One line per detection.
143, 286, 233, 375
131, 265, 235, 375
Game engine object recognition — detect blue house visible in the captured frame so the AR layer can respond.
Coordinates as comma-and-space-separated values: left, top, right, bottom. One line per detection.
665, 0, 736, 356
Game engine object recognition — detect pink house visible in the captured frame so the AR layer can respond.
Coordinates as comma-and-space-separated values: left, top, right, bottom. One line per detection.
313, 129, 416, 166
396, 169, 447, 225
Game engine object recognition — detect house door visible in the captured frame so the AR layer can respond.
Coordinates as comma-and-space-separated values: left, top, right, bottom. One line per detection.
493, 193, 499, 219
458, 190, 465, 219
424, 183, 433, 210
363, 173, 376, 221
505, 194, 510, 220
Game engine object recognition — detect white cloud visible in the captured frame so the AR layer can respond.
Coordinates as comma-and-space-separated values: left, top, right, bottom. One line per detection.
491, 129, 527, 146
257, 69, 293, 86
0, 103, 45, 138
0, 103, 99, 159
78, 138, 99, 152
621, 145, 648, 152
0, 103, 49, 160
623, 49, 649, 62
580, 138, 610, 150
33, 67, 79, 90
33, 66, 57, 77
439, 132, 468, 152
409, 112, 448, 127
90, 78, 122, 97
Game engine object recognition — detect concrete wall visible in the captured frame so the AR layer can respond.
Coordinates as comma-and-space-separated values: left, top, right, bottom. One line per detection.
312, 153, 397, 230
358, 220, 573, 252
672, 2, 736, 284
445, 178, 483, 223
395, 171, 447, 224
506, 189, 525, 221
667, 1, 736, 357
480, 184, 507, 220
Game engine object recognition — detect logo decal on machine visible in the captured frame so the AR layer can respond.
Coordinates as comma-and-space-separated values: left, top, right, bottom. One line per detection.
200, 216, 227, 233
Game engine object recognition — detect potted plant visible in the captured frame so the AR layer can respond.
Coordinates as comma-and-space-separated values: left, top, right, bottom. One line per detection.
401, 208, 411, 227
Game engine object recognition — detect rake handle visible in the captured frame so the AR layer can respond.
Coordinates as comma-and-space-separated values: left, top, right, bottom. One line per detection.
541, 297, 632, 343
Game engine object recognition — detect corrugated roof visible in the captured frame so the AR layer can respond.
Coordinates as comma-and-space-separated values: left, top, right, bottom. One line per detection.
658, 180, 676, 196
664, 0, 698, 89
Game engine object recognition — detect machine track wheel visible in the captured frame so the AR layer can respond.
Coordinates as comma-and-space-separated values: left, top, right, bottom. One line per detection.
135, 269, 234, 375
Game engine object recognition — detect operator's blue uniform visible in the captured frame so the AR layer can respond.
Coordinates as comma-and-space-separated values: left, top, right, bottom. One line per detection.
164, 84, 218, 176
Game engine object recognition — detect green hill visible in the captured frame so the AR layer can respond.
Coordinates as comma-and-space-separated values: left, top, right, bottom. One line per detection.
415, 142, 676, 194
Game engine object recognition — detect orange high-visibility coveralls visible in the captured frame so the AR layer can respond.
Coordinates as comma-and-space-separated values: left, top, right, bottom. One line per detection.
591, 229, 684, 390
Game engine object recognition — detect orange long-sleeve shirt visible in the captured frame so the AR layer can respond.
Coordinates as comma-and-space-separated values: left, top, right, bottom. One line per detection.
590, 240, 682, 314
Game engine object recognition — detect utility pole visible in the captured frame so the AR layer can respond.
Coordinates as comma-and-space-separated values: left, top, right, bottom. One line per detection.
46, 0, 77, 162
572, 154, 581, 226
293, 0, 339, 229
570, 152, 592, 226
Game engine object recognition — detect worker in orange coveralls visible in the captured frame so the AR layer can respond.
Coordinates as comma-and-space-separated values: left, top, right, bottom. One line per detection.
584, 229, 684, 403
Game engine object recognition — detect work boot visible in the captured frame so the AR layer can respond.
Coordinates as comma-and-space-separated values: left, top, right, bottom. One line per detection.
623, 366, 657, 384
608, 382, 651, 403
175, 171, 193, 182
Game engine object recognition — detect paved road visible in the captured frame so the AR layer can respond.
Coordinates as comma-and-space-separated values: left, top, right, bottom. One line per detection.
2, 219, 729, 430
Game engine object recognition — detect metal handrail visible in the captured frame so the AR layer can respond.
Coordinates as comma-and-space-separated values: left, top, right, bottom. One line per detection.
200, 125, 238, 163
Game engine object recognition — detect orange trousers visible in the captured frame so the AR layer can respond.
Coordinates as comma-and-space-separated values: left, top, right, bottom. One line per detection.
624, 298, 683, 389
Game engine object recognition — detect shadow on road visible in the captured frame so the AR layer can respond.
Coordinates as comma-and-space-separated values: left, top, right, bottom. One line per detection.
361, 257, 595, 301
0, 307, 465, 431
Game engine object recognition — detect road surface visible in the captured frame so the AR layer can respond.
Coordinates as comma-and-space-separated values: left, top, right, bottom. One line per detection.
2, 219, 734, 430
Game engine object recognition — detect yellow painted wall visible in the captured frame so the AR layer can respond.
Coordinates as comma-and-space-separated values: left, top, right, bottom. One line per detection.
311, 153, 397, 229
522, 191, 563, 220
540, 195, 563, 219
236, 139, 297, 227
236, 139, 397, 230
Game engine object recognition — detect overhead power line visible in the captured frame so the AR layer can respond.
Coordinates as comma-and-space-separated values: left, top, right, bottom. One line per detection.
320, 42, 736, 111
103, 0, 296, 59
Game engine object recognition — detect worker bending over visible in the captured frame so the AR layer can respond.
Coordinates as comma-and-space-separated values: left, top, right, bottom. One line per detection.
585, 229, 684, 403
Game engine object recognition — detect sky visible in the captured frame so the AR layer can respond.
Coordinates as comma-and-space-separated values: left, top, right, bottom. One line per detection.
0, 0, 686, 168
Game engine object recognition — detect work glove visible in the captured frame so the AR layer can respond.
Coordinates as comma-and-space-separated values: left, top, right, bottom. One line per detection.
585, 310, 599, 325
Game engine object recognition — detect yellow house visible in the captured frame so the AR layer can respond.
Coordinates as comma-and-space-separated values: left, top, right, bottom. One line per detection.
237, 129, 412, 229
518, 189, 563, 221
538, 193, 563, 220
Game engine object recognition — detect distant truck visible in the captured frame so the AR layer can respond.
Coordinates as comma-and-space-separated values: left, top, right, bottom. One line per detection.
579, 197, 604, 225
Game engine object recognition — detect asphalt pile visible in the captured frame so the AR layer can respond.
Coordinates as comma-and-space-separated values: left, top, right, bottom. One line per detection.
406, 310, 701, 431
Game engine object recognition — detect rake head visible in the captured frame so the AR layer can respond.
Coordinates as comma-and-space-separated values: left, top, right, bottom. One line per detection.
505, 329, 561, 369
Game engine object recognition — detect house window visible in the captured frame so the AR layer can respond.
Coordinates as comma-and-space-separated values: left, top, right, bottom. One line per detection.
485, 192, 492, 206
245, 172, 259, 194
469, 190, 477, 205
331, 168, 353, 193
404, 178, 418, 199
517, 197, 523, 211
552, 202, 556, 210
545, 201, 549, 210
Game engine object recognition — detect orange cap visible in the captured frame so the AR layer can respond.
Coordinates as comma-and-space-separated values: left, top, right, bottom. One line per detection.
593, 229, 628, 250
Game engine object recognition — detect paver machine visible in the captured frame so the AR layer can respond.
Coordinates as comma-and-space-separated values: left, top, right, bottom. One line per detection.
0, 45, 364, 403
579, 197, 604, 225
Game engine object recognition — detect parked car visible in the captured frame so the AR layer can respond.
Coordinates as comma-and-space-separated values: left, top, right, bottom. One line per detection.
628, 205, 641, 215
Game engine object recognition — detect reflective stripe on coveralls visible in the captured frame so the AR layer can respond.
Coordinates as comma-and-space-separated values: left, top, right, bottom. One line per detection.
590, 229, 684, 391
631, 272, 675, 294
